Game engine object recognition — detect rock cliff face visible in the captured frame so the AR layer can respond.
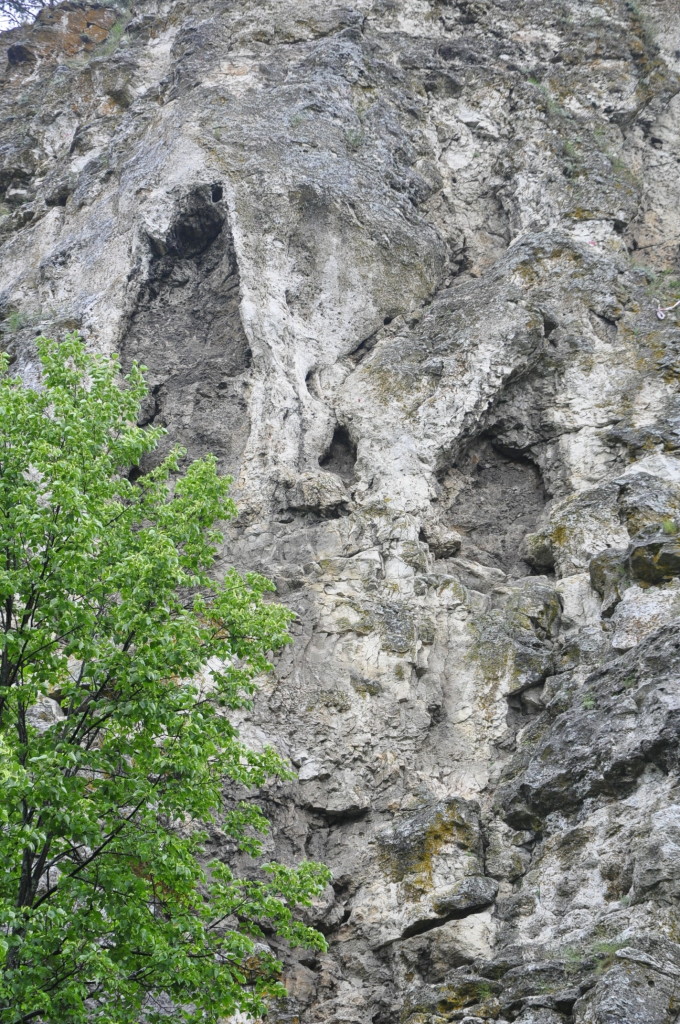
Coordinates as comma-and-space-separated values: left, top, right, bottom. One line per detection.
2, 0, 680, 1020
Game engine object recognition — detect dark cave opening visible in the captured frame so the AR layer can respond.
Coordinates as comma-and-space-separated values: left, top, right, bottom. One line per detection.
436, 435, 548, 577
320, 424, 357, 485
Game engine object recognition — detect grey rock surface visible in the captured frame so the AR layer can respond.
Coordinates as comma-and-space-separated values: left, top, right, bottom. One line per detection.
2, 0, 680, 1021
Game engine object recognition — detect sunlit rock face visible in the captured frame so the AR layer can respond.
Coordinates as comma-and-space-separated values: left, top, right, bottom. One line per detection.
2, 0, 680, 1020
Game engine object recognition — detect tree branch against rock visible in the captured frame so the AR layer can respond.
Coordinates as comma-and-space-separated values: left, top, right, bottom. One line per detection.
0, 334, 329, 1024
0, 0, 52, 27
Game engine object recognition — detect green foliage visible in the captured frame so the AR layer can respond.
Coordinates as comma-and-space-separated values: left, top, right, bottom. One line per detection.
592, 940, 624, 955
527, 79, 569, 122
662, 518, 678, 535
475, 981, 494, 1002
592, 939, 625, 974
643, 268, 680, 304
93, 15, 129, 59
345, 128, 365, 153
1, 311, 30, 335
0, 306, 75, 340
0, 334, 329, 1024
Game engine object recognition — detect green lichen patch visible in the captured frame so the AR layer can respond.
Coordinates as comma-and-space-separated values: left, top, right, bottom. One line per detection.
305, 688, 352, 713
377, 799, 480, 887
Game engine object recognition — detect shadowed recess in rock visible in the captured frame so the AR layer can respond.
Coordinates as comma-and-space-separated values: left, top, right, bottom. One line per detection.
436, 436, 548, 576
122, 185, 251, 473
319, 423, 357, 485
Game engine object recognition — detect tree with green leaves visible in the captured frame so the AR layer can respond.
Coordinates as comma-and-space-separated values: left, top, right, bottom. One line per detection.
0, 334, 329, 1024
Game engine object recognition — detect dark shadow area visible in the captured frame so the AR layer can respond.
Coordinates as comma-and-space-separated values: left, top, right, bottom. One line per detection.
320, 424, 357, 485
436, 436, 547, 576
122, 184, 251, 475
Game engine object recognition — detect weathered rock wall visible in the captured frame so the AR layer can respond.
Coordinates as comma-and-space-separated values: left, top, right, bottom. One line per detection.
2, 1, 680, 1021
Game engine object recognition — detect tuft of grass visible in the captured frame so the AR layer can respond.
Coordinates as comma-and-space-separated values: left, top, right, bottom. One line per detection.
593, 939, 626, 973
1, 304, 75, 337
477, 982, 494, 1002
93, 16, 128, 58
345, 127, 364, 152
593, 940, 624, 955
2, 310, 29, 333
642, 269, 680, 304
662, 518, 678, 535
527, 79, 570, 122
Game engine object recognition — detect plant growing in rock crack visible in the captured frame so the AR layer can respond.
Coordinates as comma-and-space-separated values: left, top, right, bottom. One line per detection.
560, 947, 585, 977
591, 940, 626, 974
0, 334, 329, 1024
0, 312, 31, 336
1, 311, 26, 335
1, 308, 72, 339
643, 270, 680, 304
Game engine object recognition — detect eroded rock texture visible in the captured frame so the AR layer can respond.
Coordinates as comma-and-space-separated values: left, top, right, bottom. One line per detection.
2, 0, 680, 1020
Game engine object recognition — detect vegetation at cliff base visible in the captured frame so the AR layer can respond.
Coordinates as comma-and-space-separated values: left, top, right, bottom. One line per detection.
0, 334, 329, 1023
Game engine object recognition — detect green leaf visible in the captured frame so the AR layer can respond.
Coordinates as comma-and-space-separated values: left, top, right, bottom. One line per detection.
0, 334, 327, 1024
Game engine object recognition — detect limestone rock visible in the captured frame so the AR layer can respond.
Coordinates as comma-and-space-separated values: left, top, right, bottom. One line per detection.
628, 530, 680, 585
2, 0, 680, 1019
498, 626, 680, 827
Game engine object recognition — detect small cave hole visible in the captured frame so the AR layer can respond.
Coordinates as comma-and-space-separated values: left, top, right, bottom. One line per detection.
304, 366, 320, 398
210, 183, 224, 202
167, 205, 223, 258
320, 424, 357, 484
164, 189, 225, 260
46, 186, 70, 208
8, 44, 36, 65
541, 312, 559, 340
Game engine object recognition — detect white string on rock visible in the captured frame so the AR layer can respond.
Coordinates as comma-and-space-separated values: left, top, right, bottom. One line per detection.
656, 299, 680, 320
